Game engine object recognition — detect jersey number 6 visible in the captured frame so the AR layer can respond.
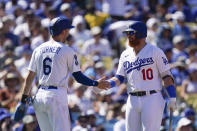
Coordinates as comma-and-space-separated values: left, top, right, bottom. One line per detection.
43, 57, 52, 75
141, 68, 153, 80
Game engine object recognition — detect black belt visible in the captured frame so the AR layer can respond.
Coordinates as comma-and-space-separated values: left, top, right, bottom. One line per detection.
129, 90, 157, 96
38, 85, 57, 90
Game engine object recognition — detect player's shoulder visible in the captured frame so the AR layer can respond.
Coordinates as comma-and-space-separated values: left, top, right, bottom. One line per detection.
146, 43, 164, 52
120, 48, 133, 58
35, 41, 50, 49
60, 43, 77, 55
31, 41, 46, 53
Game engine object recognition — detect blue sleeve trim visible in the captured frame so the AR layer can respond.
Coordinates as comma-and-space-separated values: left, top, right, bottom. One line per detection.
166, 85, 176, 98
72, 71, 98, 86
109, 80, 116, 88
115, 75, 125, 84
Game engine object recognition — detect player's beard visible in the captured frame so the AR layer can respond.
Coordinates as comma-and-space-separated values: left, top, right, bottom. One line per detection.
128, 36, 140, 47
63, 36, 67, 43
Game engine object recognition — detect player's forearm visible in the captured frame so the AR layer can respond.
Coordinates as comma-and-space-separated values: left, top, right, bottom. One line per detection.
108, 75, 125, 88
163, 75, 176, 98
109, 77, 121, 86
163, 76, 174, 87
22, 71, 36, 95
72, 71, 98, 86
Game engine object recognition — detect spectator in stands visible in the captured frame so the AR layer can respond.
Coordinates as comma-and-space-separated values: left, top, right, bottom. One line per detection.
82, 26, 112, 57
146, 17, 160, 46
188, 26, 197, 46
171, 35, 188, 62
72, 114, 88, 131
155, 4, 168, 22
14, 115, 39, 131
84, 4, 109, 28
14, 48, 32, 78
168, 0, 192, 22
0, 40, 18, 70
0, 110, 12, 131
94, 61, 106, 79
30, 20, 43, 50
70, 15, 92, 48
66, 34, 79, 53
40, 7, 57, 28
171, 56, 188, 86
172, 11, 190, 39
0, 72, 21, 110
113, 104, 126, 131
184, 107, 196, 131
14, 10, 35, 38
13, 106, 40, 131
181, 66, 197, 112
185, 44, 197, 65
175, 117, 193, 131
124, 1, 145, 21
60, 3, 72, 20
105, 0, 130, 20
85, 109, 97, 130
157, 23, 173, 50
68, 83, 93, 113
1, 16, 20, 47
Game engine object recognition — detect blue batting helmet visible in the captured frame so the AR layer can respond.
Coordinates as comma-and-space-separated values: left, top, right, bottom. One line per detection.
123, 21, 147, 39
49, 17, 74, 36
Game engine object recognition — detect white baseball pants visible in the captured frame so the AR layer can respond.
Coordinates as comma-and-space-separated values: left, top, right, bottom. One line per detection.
126, 92, 165, 131
33, 86, 71, 131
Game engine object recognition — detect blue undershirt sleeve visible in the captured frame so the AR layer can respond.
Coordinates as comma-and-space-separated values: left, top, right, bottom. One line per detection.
72, 71, 98, 86
166, 85, 176, 98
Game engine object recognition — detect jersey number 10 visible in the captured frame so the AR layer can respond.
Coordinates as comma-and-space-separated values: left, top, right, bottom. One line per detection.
141, 68, 153, 80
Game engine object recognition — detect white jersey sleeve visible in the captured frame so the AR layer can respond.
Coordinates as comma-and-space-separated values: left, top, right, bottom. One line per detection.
154, 48, 171, 75
67, 50, 81, 73
116, 52, 126, 76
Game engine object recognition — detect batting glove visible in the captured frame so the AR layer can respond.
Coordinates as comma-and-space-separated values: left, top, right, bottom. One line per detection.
167, 98, 176, 111
14, 94, 29, 121
14, 102, 27, 121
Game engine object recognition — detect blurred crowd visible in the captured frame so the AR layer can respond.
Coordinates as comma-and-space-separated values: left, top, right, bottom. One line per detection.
0, 0, 197, 131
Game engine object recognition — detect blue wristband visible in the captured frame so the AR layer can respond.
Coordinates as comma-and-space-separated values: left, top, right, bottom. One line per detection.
109, 80, 116, 88
166, 85, 176, 98
115, 75, 125, 84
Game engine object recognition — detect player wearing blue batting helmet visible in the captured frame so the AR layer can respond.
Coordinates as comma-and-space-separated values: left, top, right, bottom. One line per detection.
123, 21, 147, 47
123, 21, 147, 39
49, 17, 74, 36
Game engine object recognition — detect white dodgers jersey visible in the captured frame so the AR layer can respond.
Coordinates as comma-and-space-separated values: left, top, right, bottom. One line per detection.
116, 44, 170, 93
28, 40, 81, 87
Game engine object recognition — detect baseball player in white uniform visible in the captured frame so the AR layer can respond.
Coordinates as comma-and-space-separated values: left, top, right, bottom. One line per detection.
106, 21, 176, 131
13, 17, 109, 131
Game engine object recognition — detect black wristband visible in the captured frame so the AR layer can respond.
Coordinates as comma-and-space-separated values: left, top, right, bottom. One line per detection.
162, 75, 171, 80
21, 94, 29, 104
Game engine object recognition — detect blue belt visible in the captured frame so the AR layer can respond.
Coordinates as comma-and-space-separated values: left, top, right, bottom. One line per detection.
38, 85, 57, 90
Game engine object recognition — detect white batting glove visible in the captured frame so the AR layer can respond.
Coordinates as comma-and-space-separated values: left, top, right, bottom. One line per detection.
167, 98, 176, 111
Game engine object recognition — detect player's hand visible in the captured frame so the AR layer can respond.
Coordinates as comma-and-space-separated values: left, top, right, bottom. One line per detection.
14, 102, 27, 121
97, 76, 110, 90
167, 98, 176, 111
